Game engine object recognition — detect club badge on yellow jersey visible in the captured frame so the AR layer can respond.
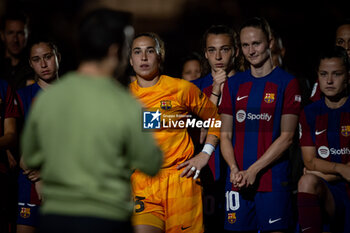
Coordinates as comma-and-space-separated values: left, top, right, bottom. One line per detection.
160, 100, 172, 110
264, 93, 275, 103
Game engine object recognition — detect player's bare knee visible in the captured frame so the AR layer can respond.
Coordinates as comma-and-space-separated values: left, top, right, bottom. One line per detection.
298, 173, 320, 194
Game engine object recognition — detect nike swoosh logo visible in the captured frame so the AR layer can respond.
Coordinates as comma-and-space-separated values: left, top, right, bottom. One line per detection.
268, 218, 281, 224
301, 227, 311, 232
181, 226, 191, 230
237, 96, 248, 101
315, 129, 326, 135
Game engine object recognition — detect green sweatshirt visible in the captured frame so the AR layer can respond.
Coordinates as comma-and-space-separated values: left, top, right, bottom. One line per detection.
22, 72, 162, 221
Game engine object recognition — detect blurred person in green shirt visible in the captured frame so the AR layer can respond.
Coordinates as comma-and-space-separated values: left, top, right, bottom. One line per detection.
21, 8, 162, 233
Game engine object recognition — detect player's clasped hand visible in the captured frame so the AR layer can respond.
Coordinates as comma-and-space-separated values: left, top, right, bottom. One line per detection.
233, 169, 258, 189
230, 167, 242, 188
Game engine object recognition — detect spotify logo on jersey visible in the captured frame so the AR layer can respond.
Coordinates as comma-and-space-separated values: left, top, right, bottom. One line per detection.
236, 110, 272, 123
318, 146, 330, 158
236, 110, 246, 123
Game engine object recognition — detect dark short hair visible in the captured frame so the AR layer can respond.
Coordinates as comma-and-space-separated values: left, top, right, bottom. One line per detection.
77, 8, 132, 61
202, 25, 238, 52
181, 51, 202, 66
335, 18, 350, 31
202, 25, 242, 73
317, 46, 350, 72
27, 35, 59, 57
181, 51, 203, 76
0, 10, 28, 31
240, 17, 272, 42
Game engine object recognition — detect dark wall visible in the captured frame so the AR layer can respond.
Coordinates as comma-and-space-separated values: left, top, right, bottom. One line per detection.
3, 0, 350, 92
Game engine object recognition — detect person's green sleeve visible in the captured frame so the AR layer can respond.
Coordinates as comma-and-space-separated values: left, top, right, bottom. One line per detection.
128, 103, 162, 176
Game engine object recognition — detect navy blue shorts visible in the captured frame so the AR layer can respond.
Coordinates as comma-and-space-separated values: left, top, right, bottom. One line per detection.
224, 171, 293, 231
17, 203, 39, 227
224, 190, 294, 231
17, 171, 40, 227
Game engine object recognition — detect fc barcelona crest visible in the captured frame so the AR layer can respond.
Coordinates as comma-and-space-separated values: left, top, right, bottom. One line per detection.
160, 100, 172, 110
264, 93, 275, 103
228, 212, 237, 224
341, 126, 350, 137
20, 207, 31, 218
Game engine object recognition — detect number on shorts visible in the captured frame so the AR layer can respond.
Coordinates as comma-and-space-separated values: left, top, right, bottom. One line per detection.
225, 191, 240, 211
134, 196, 145, 213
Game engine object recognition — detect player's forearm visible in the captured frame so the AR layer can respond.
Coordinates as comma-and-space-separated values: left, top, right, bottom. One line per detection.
198, 100, 221, 137
219, 114, 236, 169
0, 132, 17, 149
204, 134, 219, 149
0, 117, 18, 149
220, 136, 238, 171
207, 115, 221, 141
305, 156, 342, 176
319, 174, 341, 182
304, 169, 341, 182
211, 80, 222, 95
209, 94, 220, 106
248, 132, 294, 175
249, 113, 298, 174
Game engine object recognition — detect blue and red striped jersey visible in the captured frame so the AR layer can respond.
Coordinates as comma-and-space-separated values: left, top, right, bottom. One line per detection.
16, 83, 41, 120
0, 79, 20, 173
219, 67, 301, 192
16, 82, 42, 205
299, 97, 350, 165
299, 97, 350, 198
192, 73, 235, 180
191, 73, 214, 94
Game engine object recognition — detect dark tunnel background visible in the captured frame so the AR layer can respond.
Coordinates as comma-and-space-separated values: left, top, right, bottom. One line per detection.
1, 0, 349, 99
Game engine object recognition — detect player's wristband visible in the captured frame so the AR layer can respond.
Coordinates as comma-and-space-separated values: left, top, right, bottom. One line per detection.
211, 92, 220, 97
202, 143, 215, 156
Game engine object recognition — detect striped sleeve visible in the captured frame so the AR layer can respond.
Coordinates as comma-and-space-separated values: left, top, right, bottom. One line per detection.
299, 109, 314, 147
